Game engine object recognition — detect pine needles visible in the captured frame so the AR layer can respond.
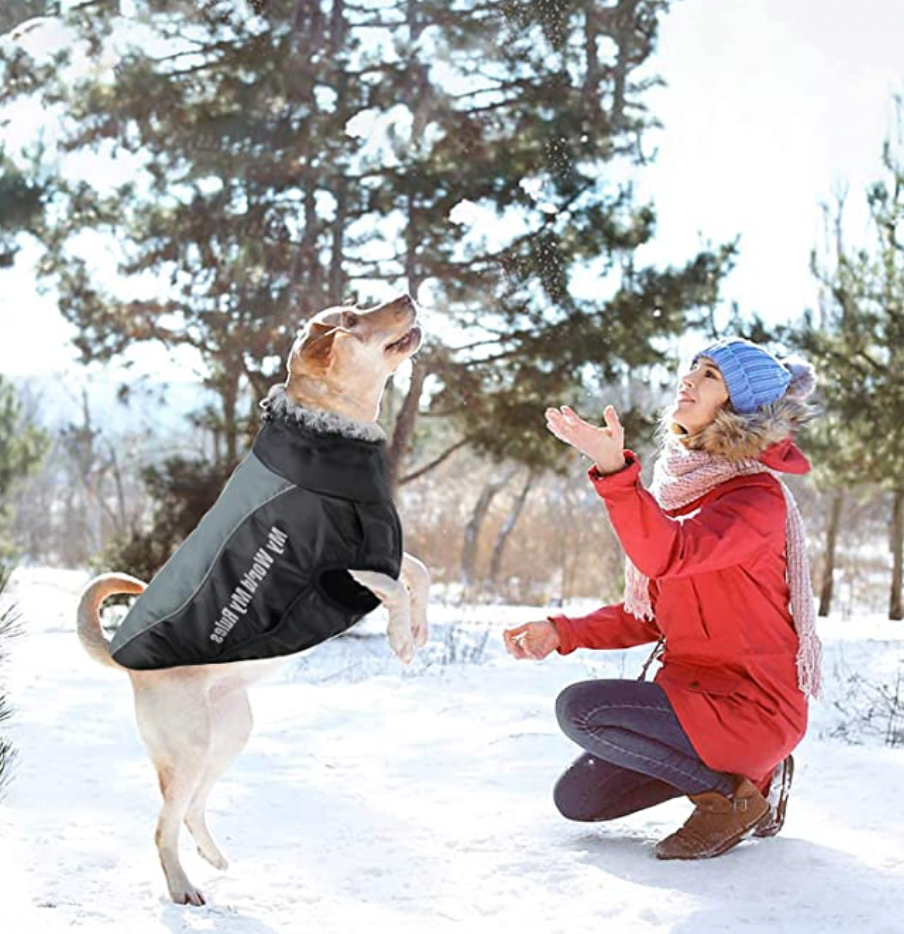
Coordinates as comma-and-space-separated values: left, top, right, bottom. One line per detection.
0, 566, 21, 797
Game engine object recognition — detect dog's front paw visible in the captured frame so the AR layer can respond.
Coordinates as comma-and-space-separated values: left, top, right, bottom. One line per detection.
197, 844, 229, 872
388, 625, 415, 665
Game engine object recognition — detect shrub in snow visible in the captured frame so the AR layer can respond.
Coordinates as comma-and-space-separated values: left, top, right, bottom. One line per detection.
0, 567, 19, 797
827, 657, 904, 747
433, 622, 491, 667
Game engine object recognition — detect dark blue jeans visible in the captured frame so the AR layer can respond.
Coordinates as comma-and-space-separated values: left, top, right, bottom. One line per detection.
554, 679, 735, 822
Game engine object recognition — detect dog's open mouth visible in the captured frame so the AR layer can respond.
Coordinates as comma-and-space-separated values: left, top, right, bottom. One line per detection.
384, 326, 421, 355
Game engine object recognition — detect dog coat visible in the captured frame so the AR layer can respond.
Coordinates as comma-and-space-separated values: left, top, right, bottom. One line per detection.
110, 392, 402, 670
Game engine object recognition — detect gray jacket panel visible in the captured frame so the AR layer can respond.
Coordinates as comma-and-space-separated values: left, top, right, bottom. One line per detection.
111, 453, 293, 657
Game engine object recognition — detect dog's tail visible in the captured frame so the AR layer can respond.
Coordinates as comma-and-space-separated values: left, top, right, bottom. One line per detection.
76, 573, 146, 670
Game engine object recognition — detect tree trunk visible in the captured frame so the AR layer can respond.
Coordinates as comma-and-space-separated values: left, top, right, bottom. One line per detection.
460, 471, 512, 589
328, 0, 346, 55
818, 487, 845, 617
291, 0, 325, 46
488, 469, 536, 588
609, 0, 641, 127
386, 359, 426, 494
891, 487, 904, 621
329, 174, 349, 302
220, 366, 240, 464
559, 536, 577, 607
387, 0, 431, 490
583, 6, 601, 115
328, 0, 349, 301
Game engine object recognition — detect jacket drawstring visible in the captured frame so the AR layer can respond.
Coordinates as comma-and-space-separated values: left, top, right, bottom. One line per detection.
637, 635, 665, 681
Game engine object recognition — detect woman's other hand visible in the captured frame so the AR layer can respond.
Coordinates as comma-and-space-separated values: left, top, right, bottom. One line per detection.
545, 404, 625, 475
503, 620, 560, 660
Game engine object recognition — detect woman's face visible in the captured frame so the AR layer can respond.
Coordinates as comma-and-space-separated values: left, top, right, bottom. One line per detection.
671, 356, 730, 434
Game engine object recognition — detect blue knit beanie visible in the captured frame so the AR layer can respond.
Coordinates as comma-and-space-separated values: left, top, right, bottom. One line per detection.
695, 338, 792, 414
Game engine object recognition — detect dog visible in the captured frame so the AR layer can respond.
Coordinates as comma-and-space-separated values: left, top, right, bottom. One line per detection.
77, 294, 430, 905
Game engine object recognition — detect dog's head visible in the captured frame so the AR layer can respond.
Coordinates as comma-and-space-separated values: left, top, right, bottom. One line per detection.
286, 294, 421, 416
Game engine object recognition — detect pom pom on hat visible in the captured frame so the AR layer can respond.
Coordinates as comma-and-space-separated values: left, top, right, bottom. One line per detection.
781, 355, 817, 400
695, 337, 799, 414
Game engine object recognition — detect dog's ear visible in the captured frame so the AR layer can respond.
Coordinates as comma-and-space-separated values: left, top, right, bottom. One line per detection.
288, 321, 337, 377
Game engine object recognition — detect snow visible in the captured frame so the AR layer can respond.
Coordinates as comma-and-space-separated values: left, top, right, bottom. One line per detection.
448, 199, 483, 227
3, 567, 904, 933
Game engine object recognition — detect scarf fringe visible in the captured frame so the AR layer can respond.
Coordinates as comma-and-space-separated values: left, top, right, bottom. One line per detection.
624, 440, 822, 699
624, 560, 655, 622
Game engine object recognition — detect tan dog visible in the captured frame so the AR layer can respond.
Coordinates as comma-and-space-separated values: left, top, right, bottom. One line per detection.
77, 294, 430, 906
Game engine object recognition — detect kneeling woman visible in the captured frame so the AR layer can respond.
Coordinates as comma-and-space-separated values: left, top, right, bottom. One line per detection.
504, 338, 820, 859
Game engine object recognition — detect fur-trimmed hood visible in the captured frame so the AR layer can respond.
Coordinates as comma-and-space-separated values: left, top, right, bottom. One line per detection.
672, 355, 817, 466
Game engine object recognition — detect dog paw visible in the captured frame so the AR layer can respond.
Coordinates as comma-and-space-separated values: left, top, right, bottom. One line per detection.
388, 628, 415, 664
171, 884, 206, 907
197, 844, 229, 872
166, 866, 207, 907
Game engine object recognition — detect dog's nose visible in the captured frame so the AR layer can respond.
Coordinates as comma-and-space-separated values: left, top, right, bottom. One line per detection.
368, 294, 417, 317
388, 294, 417, 316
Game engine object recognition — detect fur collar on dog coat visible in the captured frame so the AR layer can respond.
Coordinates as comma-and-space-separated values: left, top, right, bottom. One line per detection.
110, 387, 402, 670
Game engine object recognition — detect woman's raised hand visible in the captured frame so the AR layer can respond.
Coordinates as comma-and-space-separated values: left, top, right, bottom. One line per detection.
544, 404, 626, 475
503, 620, 560, 660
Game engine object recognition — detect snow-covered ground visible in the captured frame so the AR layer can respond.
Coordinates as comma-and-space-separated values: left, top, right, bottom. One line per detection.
2, 568, 904, 933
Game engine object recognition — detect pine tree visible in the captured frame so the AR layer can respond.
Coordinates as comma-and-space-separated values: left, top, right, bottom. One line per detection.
373, 0, 733, 481
2, 1, 378, 461
0, 375, 49, 555
0, 0, 51, 265
797, 125, 904, 620
0, 2, 734, 581
0, 1, 729, 469
0, 150, 45, 268
0, 566, 20, 797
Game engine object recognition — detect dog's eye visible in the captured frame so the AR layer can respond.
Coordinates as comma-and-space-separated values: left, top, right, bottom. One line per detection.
342, 312, 359, 329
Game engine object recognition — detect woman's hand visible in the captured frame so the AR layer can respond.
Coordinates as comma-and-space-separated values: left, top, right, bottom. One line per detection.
544, 404, 626, 475
503, 620, 560, 660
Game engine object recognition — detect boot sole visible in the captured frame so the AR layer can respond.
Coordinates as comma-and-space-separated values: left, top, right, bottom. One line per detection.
753, 755, 794, 838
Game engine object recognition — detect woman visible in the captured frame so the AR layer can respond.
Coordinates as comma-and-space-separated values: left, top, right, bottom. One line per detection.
504, 337, 820, 860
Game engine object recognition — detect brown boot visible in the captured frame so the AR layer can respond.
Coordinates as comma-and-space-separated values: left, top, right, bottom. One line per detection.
654, 777, 770, 860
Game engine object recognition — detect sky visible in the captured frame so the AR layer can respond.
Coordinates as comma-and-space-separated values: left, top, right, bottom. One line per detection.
638, 0, 904, 325
1, 0, 903, 381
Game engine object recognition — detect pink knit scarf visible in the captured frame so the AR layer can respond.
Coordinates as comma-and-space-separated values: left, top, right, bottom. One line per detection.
623, 439, 822, 698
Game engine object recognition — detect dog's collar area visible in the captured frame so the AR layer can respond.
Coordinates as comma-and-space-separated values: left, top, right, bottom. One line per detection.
254, 393, 394, 504
260, 385, 387, 444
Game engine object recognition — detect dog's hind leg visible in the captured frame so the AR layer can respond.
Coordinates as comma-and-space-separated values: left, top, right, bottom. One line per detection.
134, 679, 211, 906
184, 686, 254, 872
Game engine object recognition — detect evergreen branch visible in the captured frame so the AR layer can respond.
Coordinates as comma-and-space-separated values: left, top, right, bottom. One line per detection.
0, 738, 16, 798
0, 566, 21, 798
0, 569, 22, 662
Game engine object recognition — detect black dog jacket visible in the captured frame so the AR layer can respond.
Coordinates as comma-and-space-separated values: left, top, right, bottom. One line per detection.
110, 390, 402, 670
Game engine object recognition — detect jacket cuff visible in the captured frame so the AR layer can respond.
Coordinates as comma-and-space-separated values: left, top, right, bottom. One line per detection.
587, 450, 641, 496
548, 614, 577, 655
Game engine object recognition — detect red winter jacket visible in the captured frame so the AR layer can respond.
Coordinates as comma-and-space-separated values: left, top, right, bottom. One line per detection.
550, 444, 809, 786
